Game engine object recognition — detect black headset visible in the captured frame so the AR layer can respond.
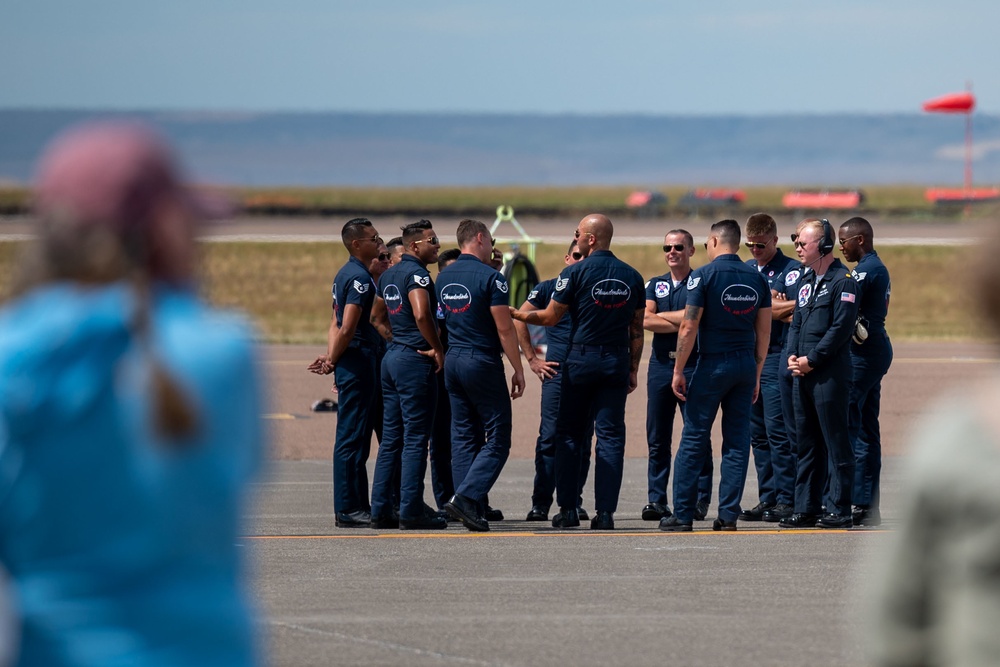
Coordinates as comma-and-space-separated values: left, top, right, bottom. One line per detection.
818, 218, 835, 256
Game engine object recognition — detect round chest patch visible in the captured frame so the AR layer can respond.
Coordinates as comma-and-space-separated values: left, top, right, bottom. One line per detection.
655, 281, 670, 298
797, 282, 813, 307
440, 283, 473, 313
383, 284, 404, 315
591, 279, 632, 310
720, 284, 760, 315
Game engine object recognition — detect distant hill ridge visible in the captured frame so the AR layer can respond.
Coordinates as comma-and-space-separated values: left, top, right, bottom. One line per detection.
1, 109, 998, 187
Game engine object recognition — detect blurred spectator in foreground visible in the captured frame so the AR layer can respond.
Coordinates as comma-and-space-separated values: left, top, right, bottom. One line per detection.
0, 566, 13, 666
0, 122, 264, 666
868, 238, 1000, 667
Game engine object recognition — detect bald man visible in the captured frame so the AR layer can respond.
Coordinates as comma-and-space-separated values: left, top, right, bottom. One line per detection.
512, 214, 645, 530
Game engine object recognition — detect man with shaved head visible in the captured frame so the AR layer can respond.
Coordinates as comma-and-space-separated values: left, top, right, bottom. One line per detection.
511, 214, 645, 530
838, 216, 892, 527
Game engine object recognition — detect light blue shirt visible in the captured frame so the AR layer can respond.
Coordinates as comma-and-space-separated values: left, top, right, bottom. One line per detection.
0, 283, 264, 666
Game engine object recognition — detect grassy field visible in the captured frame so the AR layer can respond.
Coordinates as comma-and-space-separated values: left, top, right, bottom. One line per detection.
0, 240, 984, 344
4, 184, 999, 217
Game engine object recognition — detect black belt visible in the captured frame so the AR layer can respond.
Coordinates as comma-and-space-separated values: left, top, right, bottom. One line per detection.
570, 344, 629, 354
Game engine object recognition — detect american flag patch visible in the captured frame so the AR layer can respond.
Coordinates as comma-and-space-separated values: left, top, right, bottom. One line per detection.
841, 292, 856, 303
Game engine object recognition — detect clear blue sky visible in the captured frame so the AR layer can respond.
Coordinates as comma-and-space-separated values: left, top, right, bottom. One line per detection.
3, 1, 999, 115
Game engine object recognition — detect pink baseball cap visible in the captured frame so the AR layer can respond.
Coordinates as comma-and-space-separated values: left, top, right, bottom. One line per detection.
32, 121, 229, 233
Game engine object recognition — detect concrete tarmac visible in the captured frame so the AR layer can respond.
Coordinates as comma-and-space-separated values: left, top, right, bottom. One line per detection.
248, 341, 997, 666
249, 458, 894, 667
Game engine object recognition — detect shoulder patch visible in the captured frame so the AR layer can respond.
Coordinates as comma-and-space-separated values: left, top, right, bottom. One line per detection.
414, 274, 431, 287
852, 270, 867, 282
687, 276, 701, 290
496, 278, 509, 294
555, 277, 569, 292
528, 289, 539, 300
352, 279, 370, 294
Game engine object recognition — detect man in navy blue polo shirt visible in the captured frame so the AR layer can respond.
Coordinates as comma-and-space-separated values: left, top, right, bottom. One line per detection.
740, 213, 798, 524
660, 219, 772, 532
369, 220, 448, 530
511, 214, 645, 531
428, 248, 461, 516
642, 229, 714, 523
512, 240, 593, 522
309, 217, 383, 528
839, 216, 892, 527
780, 218, 859, 529
438, 219, 525, 532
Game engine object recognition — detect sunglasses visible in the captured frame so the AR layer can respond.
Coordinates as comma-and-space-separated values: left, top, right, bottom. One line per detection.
793, 239, 814, 249
662, 243, 686, 252
413, 236, 440, 246
377, 253, 391, 261
574, 230, 593, 240
571, 251, 583, 260
838, 234, 862, 246
745, 242, 769, 250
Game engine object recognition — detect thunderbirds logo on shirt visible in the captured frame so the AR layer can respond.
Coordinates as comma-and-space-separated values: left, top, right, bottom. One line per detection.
785, 270, 801, 287
440, 283, 473, 314
720, 284, 760, 316
352, 279, 370, 294
555, 277, 570, 292
413, 274, 431, 288
383, 284, 404, 315
591, 279, 631, 310
496, 279, 509, 294
654, 281, 670, 298
687, 276, 701, 290
798, 283, 813, 307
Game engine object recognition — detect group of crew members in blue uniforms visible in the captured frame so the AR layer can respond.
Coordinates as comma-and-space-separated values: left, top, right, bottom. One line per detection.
316, 212, 891, 532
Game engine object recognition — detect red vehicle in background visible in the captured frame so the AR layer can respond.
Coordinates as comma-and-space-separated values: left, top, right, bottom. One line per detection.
782, 189, 865, 209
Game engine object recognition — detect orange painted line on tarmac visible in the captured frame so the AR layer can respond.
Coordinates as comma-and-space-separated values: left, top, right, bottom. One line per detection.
244, 528, 883, 540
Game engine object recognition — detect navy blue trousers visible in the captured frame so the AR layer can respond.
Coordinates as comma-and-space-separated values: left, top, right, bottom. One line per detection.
778, 359, 798, 489
749, 351, 795, 506
332, 346, 377, 514
428, 369, 455, 509
445, 349, 511, 505
531, 370, 592, 511
646, 360, 712, 507
370, 345, 437, 521
555, 346, 630, 513
850, 339, 892, 510
672, 350, 755, 523
793, 364, 855, 516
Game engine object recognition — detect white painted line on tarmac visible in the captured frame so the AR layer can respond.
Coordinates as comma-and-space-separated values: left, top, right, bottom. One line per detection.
271, 620, 497, 666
